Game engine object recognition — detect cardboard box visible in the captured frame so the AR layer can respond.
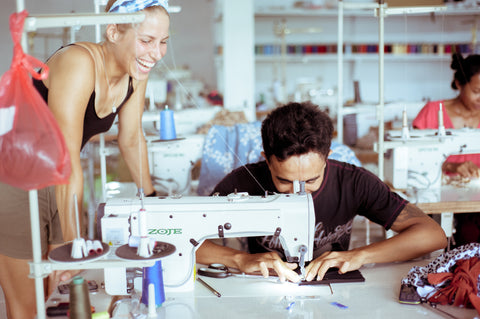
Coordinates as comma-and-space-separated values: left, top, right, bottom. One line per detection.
386, 0, 444, 7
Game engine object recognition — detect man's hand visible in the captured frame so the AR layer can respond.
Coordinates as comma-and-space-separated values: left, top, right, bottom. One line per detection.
304, 250, 365, 282
236, 251, 301, 283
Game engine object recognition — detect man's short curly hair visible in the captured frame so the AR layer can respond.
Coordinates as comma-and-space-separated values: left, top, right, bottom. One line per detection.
261, 101, 334, 161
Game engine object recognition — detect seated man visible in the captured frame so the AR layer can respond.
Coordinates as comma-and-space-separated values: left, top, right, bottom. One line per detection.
196, 101, 447, 283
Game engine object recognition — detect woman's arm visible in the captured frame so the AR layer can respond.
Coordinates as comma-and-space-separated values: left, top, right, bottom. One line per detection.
117, 79, 155, 195
45, 46, 95, 242
442, 160, 480, 178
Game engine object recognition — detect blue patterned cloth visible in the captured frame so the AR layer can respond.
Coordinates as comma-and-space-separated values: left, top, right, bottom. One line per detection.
109, 0, 168, 13
197, 122, 362, 196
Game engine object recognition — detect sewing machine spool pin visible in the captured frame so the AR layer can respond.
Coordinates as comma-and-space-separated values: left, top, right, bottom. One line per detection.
218, 225, 224, 238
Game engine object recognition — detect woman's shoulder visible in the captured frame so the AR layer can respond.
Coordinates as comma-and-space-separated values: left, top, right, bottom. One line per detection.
45, 43, 98, 89
49, 42, 99, 68
412, 100, 445, 129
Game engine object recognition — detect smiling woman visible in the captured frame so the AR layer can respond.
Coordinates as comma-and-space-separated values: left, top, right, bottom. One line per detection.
0, 1, 171, 318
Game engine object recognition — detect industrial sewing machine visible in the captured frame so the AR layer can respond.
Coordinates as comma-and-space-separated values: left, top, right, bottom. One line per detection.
384, 128, 480, 190
100, 192, 315, 295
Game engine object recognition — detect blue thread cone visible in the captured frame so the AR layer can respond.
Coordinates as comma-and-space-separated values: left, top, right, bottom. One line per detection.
160, 107, 176, 140
141, 260, 166, 307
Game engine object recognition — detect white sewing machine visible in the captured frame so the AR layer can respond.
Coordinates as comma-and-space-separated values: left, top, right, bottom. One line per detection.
100, 192, 315, 295
384, 128, 480, 190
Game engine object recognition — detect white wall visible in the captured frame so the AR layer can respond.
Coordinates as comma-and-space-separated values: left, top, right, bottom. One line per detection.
0, 0, 217, 90
0, 1, 470, 109
220, 0, 255, 121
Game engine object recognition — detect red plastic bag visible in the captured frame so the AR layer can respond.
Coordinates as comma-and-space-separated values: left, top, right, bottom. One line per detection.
0, 10, 71, 190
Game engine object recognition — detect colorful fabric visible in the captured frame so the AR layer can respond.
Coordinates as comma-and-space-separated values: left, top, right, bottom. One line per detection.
428, 257, 480, 312
109, 0, 169, 13
402, 243, 480, 313
197, 122, 264, 196
402, 243, 480, 294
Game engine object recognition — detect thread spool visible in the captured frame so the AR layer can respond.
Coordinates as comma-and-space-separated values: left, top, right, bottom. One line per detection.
141, 260, 165, 307
148, 283, 156, 317
438, 102, 446, 136
160, 105, 177, 140
69, 276, 92, 319
137, 208, 153, 258
129, 235, 156, 248
401, 109, 410, 139
92, 240, 103, 254
71, 238, 87, 259
86, 240, 95, 256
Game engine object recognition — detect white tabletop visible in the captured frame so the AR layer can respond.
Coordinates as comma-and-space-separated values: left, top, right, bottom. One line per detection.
45, 259, 478, 319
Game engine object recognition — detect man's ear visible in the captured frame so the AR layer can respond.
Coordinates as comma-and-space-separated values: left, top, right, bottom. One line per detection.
261, 151, 268, 163
105, 24, 119, 42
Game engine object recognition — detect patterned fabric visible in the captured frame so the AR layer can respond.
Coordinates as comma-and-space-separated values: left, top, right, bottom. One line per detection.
427, 257, 480, 311
109, 0, 169, 13
328, 142, 362, 167
196, 122, 362, 196
402, 243, 480, 298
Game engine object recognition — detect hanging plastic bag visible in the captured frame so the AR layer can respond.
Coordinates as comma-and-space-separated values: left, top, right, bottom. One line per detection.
0, 10, 71, 190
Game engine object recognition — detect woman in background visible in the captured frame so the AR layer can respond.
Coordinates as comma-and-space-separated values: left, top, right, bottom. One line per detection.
413, 52, 480, 248
0, 1, 169, 318
413, 52, 480, 177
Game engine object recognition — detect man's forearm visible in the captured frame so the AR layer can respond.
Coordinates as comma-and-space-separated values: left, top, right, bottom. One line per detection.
196, 240, 248, 269
353, 221, 447, 265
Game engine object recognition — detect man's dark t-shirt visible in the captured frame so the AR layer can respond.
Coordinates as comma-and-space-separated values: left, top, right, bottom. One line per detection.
212, 159, 407, 260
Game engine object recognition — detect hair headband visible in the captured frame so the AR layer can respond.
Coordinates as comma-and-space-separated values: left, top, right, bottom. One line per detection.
109, 0, 169, 13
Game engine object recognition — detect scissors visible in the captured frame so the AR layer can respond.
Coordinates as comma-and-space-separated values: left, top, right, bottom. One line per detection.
197, 263, 265, 279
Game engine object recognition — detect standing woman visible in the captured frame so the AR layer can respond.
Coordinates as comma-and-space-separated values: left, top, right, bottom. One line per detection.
0, 1, 169, 318
412, 52, 480, 248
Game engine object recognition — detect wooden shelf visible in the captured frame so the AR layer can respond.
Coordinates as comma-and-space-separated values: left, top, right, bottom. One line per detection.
253, 53, 450, 63
254, 6, 480, 17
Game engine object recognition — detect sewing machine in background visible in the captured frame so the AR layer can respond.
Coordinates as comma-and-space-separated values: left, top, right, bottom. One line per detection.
382, 105, 480, 200
384, 128, 480, 190
99, 192, 315, 296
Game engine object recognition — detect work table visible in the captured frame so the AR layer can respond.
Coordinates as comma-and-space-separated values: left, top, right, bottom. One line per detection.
44, 259, 478, 319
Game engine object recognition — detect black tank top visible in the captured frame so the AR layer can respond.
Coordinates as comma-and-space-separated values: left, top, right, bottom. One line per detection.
32, 45, 134, 149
